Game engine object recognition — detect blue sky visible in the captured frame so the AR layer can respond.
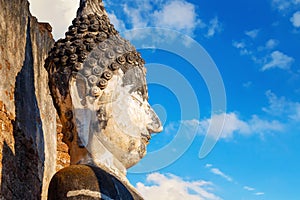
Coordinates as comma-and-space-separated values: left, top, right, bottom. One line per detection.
29, 0, 300, 199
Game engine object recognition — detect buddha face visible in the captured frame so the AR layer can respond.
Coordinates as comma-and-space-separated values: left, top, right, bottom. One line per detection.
70, 64, 162, 169
45, 12, 162, 171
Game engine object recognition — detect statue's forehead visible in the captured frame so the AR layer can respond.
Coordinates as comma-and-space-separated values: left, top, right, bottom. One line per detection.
122, 67, 148, 98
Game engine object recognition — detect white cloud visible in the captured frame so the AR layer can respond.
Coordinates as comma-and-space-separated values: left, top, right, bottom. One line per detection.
123, 3, 149, 29
28, 0, 221, 39
205, 164, 213, 168
290, 11, 300, 27
232, 41, 246, 49
107, 12, 126, 32
28, 0, 79, 39
167, 110, 286, 141
232, 40, 253, 56
263, 90, 287, 116
258, 39, 279, 52
205, 165, 264, 195
233, 38, 291, 72
243, 186, 255, 191
272, 0, 300, 11
265, 39, 279, 49
204, 113, 250, 139
245, 29, 260, 39
190, 113, 244, 139
206, 17, 222, 38
244, 186, 266, 197
165, 121, 177, 134
153, 0, 202, 35
198, 112, 280, 139
255, 192, 265, 196
243, 81, 252, 88
272, 0, 291, 11
248, 115, 284, 134
205, 164, 232, 182
122, 0, 202, 35
210, 168, 232, 182
261, 51, 294, 71
136, 173, 222, 200
290, 104, 300, 121
263, 90, 300, 121
120, 0, 219, 37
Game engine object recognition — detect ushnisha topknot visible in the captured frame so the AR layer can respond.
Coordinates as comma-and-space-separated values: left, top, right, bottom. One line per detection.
45, 12, 145, 98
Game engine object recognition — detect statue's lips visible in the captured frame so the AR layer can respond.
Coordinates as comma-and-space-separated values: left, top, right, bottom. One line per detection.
141, 133, 151, 143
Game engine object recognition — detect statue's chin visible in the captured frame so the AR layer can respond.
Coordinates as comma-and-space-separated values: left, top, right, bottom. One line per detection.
117, 143, 147, 169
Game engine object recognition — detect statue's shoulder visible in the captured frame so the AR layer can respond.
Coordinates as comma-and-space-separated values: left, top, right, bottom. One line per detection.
48, 165, 142, 200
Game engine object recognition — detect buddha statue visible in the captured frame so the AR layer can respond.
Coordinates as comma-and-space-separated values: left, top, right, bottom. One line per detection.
45, 0, 162, 199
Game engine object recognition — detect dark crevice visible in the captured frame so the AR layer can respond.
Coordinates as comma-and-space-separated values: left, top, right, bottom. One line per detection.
1, 17, 45, 200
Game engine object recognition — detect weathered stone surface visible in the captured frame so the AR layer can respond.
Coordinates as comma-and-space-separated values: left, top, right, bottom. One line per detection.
0, 0, 58, 199
45, 0, 163, 199
0, 0, 163, 198
56, 117, 70, 171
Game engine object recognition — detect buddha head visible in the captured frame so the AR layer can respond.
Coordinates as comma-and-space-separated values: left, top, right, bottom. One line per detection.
45, 0, 162, 177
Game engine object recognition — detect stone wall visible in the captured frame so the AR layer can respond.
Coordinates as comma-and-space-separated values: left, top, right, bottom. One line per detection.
56, 119, 70, 172
0, 0, 69, 199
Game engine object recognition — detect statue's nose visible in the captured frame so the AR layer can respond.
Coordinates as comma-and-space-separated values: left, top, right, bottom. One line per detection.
147, 107, 163, 134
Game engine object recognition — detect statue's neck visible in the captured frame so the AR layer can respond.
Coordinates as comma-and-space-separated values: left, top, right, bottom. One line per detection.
72, 149, 144, 199
67, 129, 146, 197
69, 136, 127, 180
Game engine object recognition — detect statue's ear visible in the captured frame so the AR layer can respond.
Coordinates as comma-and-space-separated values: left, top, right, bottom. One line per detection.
70, 73, 89, 107
75, 73, 88, 99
